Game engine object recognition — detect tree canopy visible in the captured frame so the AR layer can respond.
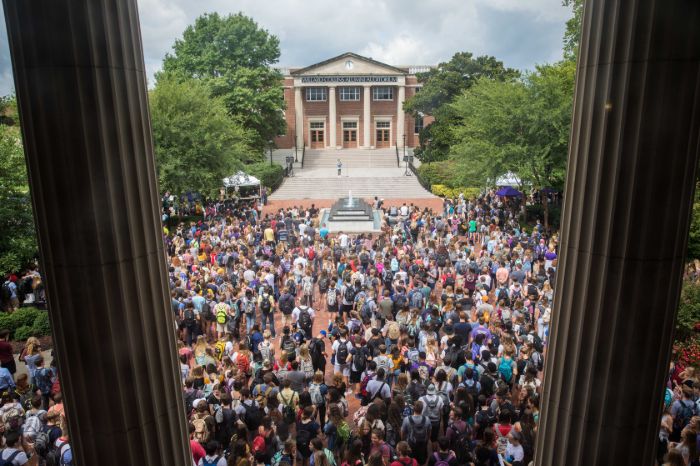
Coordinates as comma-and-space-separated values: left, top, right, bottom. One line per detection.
404, 52, 518, 162
0, 97, 37, 275
449, 61, 575, 193
160, 12, 285, 149
150, 77, 256, 196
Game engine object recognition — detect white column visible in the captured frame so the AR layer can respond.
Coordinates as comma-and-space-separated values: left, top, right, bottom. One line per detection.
294, 87, 304, 149
328, 86, 337, 149
363, 85, 371, 149
397, 85, 406, 148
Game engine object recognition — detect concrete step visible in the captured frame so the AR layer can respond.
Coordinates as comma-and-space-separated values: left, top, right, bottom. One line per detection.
270, 176, 435, 200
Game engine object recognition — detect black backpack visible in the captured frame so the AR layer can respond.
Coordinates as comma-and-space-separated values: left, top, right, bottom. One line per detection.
260, 295, 272, 313
279, 294, 294, 314
450, 422, 473, 464
183, 308, 195, 327
344, 286, 356, 303
298, 307, 312, 329
353, 347, 367, 372
282, 336, 296, 358
241, 401, 263, 431
336, 341, 349, 365
0, 282, 12, 302
408, 416, 430, 444
201, 301, 214, 321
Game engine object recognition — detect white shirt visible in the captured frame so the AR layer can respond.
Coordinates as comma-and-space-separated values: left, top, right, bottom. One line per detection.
339, 234, 349, 248
292, 305, 316, 322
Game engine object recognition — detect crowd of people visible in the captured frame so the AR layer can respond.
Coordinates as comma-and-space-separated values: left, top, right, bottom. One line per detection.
160, 191, 557, 466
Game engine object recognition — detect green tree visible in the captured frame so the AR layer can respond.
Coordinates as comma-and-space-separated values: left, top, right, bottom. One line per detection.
160, 12, 285, 149
150, 77, 256, 196
563, 0, 584, 61
449, 60, 575, 227
687, 182, 700, 259
0, 97, 38, 275
404, 52, 519, 162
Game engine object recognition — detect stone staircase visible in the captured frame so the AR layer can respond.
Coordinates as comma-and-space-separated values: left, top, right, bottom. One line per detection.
270, 175, 435, 199
302, 148, 400, 169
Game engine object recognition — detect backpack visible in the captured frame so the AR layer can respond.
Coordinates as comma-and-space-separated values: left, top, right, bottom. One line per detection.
241, 401, 263, 430
214, 341, 226, 361
303, 278, 314, 296
450, 422, 473, 464
424, 396, 441, 422
335, 341, 349, 365
408, 416, 430, 444
244, 300, 256, 315
216, 305, 228, 324
0, 283, 11, 302
280, 294, 295, 314
327, 289, 337, 307
433, 452, 455, 466
344, 286, 356, 303
282, 336, 296, 358
394, 294, 408, 311
260, 296, 271, 313
202, 456, 222, 466
309, 383, 325, 406
359, 374, 374, 403
436, 383, 451, 415
44, 440, 71, 466
35, 368, 53, 395
296, 423, 313, 448
298, 307, 312, 329
255, 385, 273, 409
280, 393, 296, 424
237, 353, 250, 376
410, 290, 424, 310
461, 378, 480, 400
674, 400, 696, 432
192, 417, 210, 442
498, 357, 513, 383
353, 347, 367, 372
201, 301, 214, 321
383, 270, 394, 288
183, 308, 195, 327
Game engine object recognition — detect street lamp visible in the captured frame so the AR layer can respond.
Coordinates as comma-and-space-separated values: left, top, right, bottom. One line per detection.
403, 134, 411, 176
268, 139, 274, 167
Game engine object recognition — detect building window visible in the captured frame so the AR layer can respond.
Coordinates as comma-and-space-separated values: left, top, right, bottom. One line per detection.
305, 87, 327, 102
310, 121, 325, 129
376, 121, 391, 129
414, 115, 424, 134
339, 87, 360, 101
343, 121, 357, 129
372, 87, 394, 101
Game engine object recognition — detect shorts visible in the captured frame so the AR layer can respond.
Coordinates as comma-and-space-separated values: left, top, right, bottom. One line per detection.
334, 363, 350, 377
216, 323, 226, 334
349, 370, 362, 384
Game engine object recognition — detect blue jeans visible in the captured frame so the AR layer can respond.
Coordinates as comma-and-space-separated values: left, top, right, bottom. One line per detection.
261, 311, 275, 336
246, 313, 256, 334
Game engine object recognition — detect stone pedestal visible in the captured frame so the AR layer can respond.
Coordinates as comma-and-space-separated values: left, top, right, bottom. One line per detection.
535, 0, 700, 465
3, 1, 191, 465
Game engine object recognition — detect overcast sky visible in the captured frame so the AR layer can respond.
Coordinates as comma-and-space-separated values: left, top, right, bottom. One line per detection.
0, 0, 571, 96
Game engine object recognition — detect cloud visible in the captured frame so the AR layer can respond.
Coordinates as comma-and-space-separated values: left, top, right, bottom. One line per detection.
0, 0, 571, 95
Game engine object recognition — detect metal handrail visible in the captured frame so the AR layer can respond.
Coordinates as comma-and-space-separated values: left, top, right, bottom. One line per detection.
301, 144, 305, 168
395, 142, 400, 167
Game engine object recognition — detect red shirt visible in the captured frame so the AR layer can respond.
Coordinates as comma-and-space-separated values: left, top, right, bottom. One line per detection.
0, 341, 13, 363
391, 458, 418, 466
190, 439, 205, 465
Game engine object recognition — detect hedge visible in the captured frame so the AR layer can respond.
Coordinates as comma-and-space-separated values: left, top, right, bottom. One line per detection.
431, 185, 482, 200
246, 162, 285, 192
416, 160, 458, 187
0, 307, 52, 341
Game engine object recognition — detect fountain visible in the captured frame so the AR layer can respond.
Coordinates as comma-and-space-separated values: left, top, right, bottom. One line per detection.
346, 190, 354, 208
320, 192, 381, 232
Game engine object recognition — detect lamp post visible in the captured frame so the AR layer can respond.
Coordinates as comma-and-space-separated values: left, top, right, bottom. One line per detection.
293, 112, 298, 162
403, 134, 411, 176
268, 139, 274, 167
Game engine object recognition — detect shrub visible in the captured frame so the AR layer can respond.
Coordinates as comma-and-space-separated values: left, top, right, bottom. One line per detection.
431, 185, 482, 200
676, 280, 700, 342
0, 307, 52, 340
525, 204, 562, 229
416, 161, 457, 187
13, 325, 33, 342
30, 311, 51, 337
247, 162, 284, 192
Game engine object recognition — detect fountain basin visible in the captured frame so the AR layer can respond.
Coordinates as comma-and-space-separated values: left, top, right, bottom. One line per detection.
319, 197, 383, 233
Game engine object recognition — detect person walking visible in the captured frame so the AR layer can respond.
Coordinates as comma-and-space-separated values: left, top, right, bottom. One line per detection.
337, 159, 342, 176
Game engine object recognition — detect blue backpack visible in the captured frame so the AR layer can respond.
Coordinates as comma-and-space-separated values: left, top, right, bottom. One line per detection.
498, 357, 513, 383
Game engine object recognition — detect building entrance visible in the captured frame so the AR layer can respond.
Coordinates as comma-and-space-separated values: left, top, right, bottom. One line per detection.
342, 121, 358, 148
310, 121, 325, 148
376, 121, 391, 148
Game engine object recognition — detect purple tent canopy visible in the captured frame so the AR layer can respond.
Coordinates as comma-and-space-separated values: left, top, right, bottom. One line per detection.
496, 186, 523, 197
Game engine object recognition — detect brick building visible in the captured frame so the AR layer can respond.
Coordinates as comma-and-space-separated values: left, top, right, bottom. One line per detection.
274, 52, 434, 150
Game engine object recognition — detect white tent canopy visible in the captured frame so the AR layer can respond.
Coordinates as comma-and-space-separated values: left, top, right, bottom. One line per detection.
223, 171, 260, 188
495, 171, 522, 187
